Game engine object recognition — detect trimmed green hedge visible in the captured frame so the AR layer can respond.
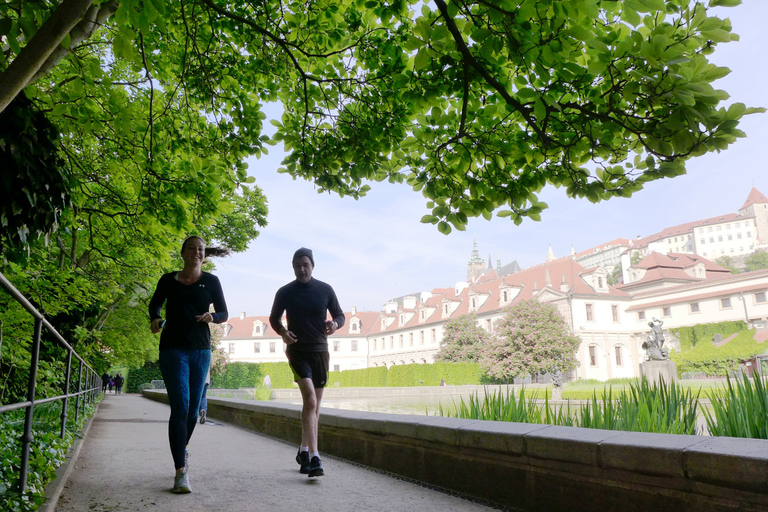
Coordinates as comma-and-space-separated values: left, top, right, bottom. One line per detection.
673, 321, 747, 350
327, 362, 484, 387
671, 329, 764, 376
126, 367, 162, 394
211, 361, 294, 389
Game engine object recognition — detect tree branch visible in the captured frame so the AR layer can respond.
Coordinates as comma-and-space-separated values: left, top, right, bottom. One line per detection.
0, 0, 95, 114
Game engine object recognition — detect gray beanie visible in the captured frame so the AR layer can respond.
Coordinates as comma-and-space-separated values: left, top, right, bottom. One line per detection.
293, 247, 314, 267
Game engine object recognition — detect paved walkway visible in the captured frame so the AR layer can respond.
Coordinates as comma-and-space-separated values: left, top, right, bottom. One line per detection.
54, 394, 498, 511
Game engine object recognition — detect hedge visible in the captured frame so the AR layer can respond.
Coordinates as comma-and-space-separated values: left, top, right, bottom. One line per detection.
671, 329, 764, 376
126, 366, 162, 394
211, 361, 294, 389
673, 320, 747, 351
327, 362, 485, 387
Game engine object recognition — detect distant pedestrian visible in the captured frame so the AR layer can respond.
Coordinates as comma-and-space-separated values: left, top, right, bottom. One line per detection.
114, 374, 124, 394
108, 376, 114, 393
263, 374, 271, 389
149, 235, 229, 494
101, 373, 110, 393
440, 378, 445, 386
270, 247, 344, 478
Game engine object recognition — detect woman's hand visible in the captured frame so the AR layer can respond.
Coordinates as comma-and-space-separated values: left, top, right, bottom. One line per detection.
150, 318, 164, 334
196, 312, 214, 323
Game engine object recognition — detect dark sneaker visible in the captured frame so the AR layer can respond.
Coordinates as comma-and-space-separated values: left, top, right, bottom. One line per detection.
308, 456, 324, 478
297, 450, 310, 474
171, 469, 191, 494
199, 409, 206, 424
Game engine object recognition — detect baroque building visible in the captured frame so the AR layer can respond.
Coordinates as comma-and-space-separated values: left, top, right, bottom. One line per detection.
221, 187, 768, 382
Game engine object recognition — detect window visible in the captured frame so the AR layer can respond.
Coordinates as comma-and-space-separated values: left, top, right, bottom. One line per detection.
420, 310, 425, 320
662, 307, 671, 317
269, 342, 276, 353
709, 237, 714, 243
351, 321, 358, 332
756, 292, 767, 304
721, 298, 732, 309
728, 234, 733, 241
726, 224, 731, 230
333, 365, 340, 372
333, 340, 340, 352
747, 231, 752, 238
373, 339, 377, 351
690, 302, 700, 313
708, 226, 713, 232
598, 277, 603, 288
409, 333, 413, 346
638, 311, 646, 321
738, 233, 743, 239
700, 238, 705, 245
229, 343, 235, 354
471, 298, 476, 309
351, 340, 358, 351
254, 342, 261, 353
716, 225, 722, 231
399, 334, 404, 347
444, 305, 449, 314
736, 222, 740, 228
431, 328, 437, 343
718, 235, 723, 242
503, 290, 508, 302
612, 305, 619, 322
420, 331, 425, 344
585, 303, 593, 322
615, 346, 623, 367
589, 346, 597, 366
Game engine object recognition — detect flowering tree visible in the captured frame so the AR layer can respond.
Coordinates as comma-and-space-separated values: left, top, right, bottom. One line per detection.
435, 313, 490, 363
479, 299, 581, 381
209, 324, 229, 378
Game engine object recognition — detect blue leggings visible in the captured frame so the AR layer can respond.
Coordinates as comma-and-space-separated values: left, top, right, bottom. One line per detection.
159, 348, 211, 470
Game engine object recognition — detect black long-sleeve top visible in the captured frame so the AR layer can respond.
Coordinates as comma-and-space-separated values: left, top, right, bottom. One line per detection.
269, 278, 345, 353
148, 271, 228, 350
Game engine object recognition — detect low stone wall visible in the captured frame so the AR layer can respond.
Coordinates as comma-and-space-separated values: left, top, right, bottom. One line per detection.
142, 390, 768, 512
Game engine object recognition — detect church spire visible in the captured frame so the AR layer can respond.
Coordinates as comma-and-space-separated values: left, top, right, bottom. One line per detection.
467, 235, 485, 282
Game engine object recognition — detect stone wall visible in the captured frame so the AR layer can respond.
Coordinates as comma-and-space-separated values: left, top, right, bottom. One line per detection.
142, 390, 768, 512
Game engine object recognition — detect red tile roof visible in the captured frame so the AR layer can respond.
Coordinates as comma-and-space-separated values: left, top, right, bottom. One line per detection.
740, 187, 768, 211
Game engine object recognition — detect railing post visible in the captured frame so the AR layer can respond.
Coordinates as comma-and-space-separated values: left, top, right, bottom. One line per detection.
60, 350, 73, 439
19, 317, 43, 493
75, 362, 83, 424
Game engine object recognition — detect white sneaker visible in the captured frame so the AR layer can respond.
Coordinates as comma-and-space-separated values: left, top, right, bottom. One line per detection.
172, 469, 191, 494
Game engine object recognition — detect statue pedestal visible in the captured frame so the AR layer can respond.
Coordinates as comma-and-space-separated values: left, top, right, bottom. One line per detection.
640, 360, 678, 384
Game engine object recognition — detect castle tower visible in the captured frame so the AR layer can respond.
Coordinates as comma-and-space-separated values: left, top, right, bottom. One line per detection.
739, 187, 768, 250
467, 236, 485, 282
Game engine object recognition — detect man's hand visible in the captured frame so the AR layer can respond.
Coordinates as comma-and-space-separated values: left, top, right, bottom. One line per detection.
281, 329, 298, 345
325, 320, 338, 335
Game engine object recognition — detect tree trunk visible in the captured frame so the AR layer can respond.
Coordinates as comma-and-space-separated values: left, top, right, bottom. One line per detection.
0, 0, 95, 114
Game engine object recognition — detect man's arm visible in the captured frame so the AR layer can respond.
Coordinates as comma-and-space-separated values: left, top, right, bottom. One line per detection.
269, 289, 298, 345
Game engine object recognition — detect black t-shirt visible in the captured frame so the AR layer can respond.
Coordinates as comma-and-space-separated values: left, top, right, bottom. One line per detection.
269, 278, 345, 353
148, 272, 228, 350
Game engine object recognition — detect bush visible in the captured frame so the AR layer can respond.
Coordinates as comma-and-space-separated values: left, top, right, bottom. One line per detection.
126, 364, 162, 394
210, 361, 293, 389
327, 362, 485, 388
673, 321, 747, 350
671, 329, 763, 376
0, 400, 96, 511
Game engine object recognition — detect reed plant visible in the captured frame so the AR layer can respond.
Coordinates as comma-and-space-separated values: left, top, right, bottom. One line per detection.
439, 386, 575, 425
578, 377, 700, 434
704, 373, 768, 439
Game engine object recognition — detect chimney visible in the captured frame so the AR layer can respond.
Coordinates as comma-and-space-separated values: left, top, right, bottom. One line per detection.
351, 306, 357, 315
240, 311, 246, 320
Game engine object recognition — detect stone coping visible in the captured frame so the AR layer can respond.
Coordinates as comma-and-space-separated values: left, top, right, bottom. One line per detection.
142, 390, 768, 511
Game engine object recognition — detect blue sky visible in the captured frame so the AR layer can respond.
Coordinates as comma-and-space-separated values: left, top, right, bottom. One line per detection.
215, 0, 768, 317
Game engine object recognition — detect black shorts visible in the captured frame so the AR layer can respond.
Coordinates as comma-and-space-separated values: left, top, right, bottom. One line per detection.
288, 351, 330, 388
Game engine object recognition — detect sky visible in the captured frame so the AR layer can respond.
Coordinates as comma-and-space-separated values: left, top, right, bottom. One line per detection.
214, 0, 768, 318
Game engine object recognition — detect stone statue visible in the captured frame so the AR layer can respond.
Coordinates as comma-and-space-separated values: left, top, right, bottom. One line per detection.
642, 317, 669, 360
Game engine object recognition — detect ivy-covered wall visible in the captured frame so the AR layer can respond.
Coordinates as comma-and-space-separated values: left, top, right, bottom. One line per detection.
671, 321, 765, 376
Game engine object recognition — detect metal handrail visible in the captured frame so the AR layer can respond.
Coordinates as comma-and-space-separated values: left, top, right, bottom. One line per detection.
0, 271, 100, 494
